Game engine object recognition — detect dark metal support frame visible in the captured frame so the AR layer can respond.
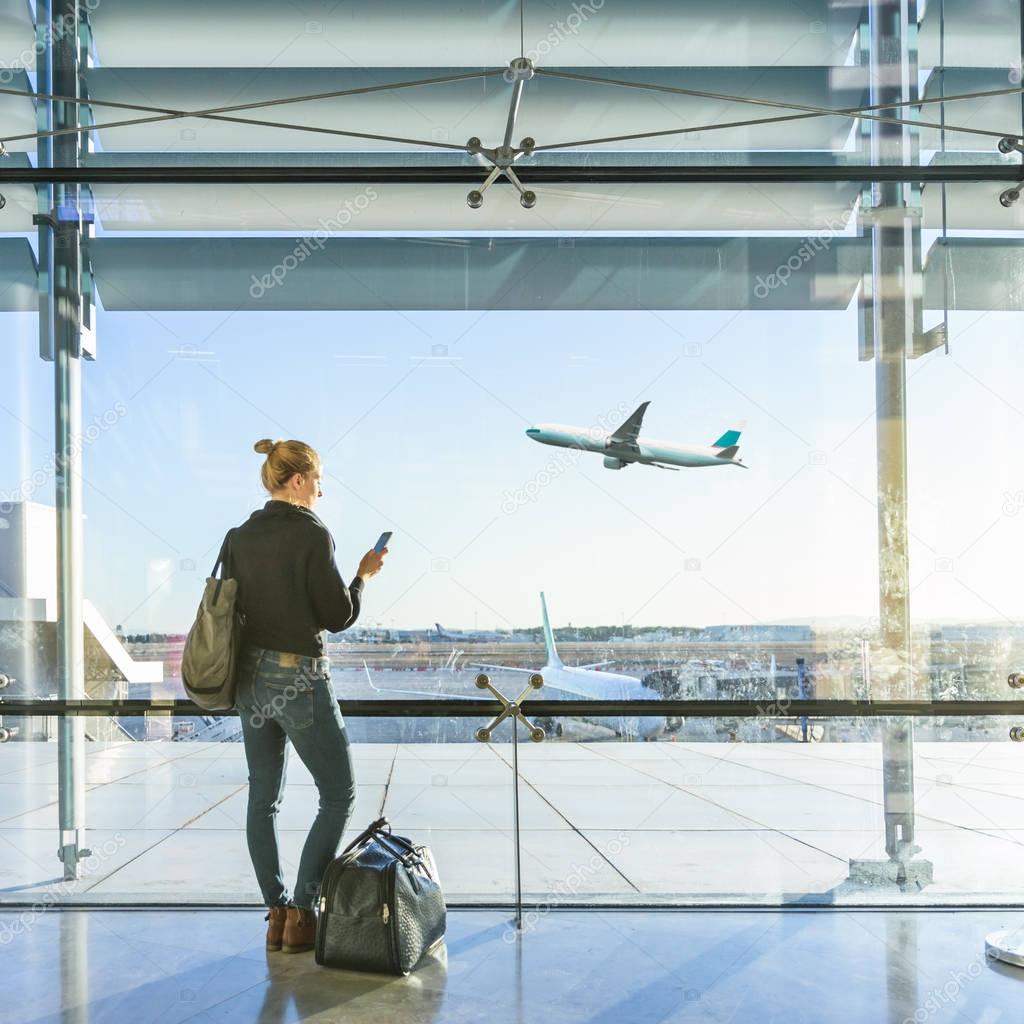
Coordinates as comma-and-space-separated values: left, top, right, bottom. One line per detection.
1, 164, 1023, 185
2, 698, 1021, 717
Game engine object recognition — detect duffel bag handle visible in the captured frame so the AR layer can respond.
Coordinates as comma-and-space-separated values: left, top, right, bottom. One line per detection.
375, 831, 424, 864
339, 815, 392, 859
338, 816, 430, 873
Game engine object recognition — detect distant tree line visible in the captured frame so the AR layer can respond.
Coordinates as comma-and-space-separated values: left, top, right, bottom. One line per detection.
519, 625, 703, 642
123, 633, 187, 644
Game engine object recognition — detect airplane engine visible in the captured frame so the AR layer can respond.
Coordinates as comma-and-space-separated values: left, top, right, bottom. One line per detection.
603, 456, 627, 470
537, 716, 618, 741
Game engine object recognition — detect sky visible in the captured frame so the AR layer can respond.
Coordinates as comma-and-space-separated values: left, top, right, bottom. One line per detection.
3, 288, 1023, 635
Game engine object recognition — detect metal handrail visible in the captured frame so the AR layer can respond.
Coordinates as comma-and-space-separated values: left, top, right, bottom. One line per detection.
2, 164, 1024, 186
1, 697, 1021, 717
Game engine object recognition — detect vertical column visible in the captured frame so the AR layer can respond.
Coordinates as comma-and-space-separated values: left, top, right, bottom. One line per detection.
51, 0, 88, 880
36, 0, 53, 362
850, 0, 932, 888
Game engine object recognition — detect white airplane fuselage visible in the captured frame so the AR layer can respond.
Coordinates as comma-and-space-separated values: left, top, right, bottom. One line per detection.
469, 593, 670, 740
526, 425, 743, 469
539, 659, 668, 741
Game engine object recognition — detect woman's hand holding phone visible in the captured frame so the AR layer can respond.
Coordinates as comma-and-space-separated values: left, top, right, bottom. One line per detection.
357, 535, 390, 581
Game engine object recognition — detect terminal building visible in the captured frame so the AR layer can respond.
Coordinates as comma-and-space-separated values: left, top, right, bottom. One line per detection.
2, 1, 1024, 1021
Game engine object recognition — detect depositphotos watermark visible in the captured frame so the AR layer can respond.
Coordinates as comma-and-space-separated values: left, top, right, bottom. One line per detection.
752, 206, 857, 301
247, 663, 326, 728
501, 401, 629, 515
0, 0, 102, 85
0, 833, 128, 945
248, 187, 379, 299
1002, 490, 1024, 516
505, 0, 606, 79
0, 401, 127, 506
900, 948, 1001, 1024
502, 830, 630, 941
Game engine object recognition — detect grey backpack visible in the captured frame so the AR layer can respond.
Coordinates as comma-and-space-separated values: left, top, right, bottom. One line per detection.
181, 529, 244, 711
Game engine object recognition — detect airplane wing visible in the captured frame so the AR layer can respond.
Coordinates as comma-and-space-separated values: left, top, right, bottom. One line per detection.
465, 662, 541, 676
574, 660, 614, 670
362, 661, 483, 701
608, 401, 650, 452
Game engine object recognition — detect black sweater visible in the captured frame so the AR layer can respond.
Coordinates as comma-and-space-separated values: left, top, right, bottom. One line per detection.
224, 500, 364, 658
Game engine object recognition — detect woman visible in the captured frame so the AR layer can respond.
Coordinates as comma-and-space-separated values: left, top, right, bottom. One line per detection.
230, 438, 385, 953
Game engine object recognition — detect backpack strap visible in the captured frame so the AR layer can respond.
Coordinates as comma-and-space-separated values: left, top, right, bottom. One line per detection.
211, 528, 236, 603
211, 529, 233, 577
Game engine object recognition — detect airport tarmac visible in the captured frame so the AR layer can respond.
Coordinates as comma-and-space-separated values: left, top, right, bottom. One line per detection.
2, 738, 1024, 906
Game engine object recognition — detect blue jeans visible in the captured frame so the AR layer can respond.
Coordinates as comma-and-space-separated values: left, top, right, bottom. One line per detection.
235, 645, 356, 910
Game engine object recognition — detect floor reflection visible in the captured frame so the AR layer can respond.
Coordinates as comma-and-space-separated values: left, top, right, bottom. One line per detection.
0, 908, 1020, 1024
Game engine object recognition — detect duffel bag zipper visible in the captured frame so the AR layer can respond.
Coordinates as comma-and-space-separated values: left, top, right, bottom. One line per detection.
315, 861, 347, 961
384, 863, 400, 973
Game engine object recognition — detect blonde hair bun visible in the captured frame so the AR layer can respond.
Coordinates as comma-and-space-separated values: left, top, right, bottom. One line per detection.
254, 438, 321, 494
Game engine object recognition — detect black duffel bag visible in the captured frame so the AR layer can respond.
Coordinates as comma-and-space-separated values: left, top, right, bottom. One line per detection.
314, 816, 446, 976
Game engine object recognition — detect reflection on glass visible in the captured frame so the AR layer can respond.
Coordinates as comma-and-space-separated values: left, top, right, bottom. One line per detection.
2, 0, 1024, 904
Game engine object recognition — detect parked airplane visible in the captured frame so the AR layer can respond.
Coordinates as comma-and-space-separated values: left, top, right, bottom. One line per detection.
526, 401, 747, 471
434, 623, 517, 643
372, 623, 518, 643
363, 594, 671, 741
470, 594, 669, 741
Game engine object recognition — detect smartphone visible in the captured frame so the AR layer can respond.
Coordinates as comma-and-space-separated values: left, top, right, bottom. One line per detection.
374, 531, 393, 554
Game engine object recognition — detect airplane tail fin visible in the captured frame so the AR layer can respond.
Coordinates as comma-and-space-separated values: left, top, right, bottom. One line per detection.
711, 427, 743, 449
713, 421, 746, 465
540, 592, 563, 669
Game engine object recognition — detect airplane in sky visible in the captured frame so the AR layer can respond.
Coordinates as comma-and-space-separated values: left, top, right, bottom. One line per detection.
364, 594, 671, 741
526, 401, 747, 471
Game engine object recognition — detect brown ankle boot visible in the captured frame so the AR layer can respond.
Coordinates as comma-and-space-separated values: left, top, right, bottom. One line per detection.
282, 906, 317, 953
264, 905, 288, 951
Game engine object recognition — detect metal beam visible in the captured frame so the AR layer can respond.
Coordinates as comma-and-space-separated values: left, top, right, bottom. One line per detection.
1, 698, 1022, 718
2, 163, 1024, 185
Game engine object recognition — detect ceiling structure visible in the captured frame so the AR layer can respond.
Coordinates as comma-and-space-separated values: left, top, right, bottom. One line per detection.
0, 0, 1023, 312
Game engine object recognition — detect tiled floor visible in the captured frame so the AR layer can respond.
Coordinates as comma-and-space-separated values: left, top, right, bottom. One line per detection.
2, 907, 1023, 1023
3, 739, 1024, 904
